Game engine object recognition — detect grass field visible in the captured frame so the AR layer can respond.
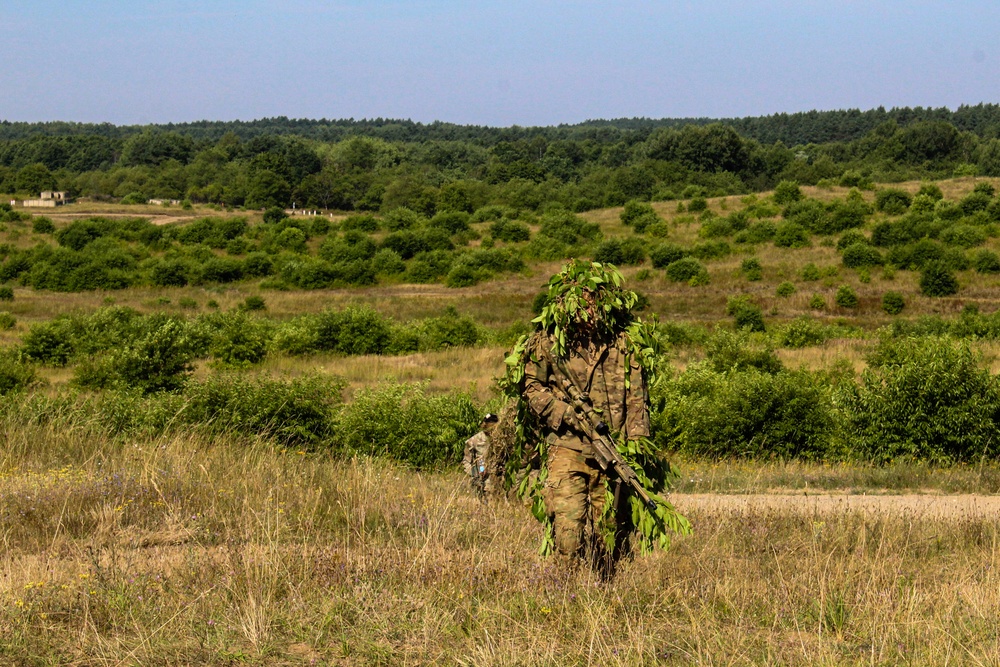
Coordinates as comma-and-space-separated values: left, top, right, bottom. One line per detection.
4, 428, 1000, 665
6, 181, 1000, 663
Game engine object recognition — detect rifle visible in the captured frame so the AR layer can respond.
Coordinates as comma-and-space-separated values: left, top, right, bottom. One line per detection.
557, 374, 659, 512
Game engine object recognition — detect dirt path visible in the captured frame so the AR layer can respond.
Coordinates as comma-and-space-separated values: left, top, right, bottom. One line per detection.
671, 493, 1000, 519
43, 212, 198, 225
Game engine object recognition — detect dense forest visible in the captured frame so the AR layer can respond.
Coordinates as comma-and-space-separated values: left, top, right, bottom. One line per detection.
3, 105, 1000, 213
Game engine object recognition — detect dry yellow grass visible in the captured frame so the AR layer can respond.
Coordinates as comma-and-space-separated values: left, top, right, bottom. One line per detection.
4, 427, 1000, 665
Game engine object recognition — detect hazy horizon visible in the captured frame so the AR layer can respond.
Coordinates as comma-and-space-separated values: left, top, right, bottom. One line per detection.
2, 1, 998, 127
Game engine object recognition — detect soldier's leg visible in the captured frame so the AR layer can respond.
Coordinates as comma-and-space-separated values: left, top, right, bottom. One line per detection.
544, 446, 590, 558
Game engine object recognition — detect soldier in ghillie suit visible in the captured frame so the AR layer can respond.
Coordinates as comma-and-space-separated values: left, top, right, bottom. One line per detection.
501, 260, 690, 576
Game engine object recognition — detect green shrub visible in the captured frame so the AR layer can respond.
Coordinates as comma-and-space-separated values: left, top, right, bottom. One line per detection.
874, 188, 912, 214
836, 229, 869, 251
620, 200, 657, 226
652, 365, 834, 459
665, 257, 707, 283
0, 312, 15, 330
734, 220, 777, 244
120, 192, 147, 205
32, 217, 55, 234
73, 317, 196, 393
445, 264, 480, 288
0, 349, 35, 395
239, 295, 267, 311
372, 248, 406, 275
842, 243, 884, 268
333, 383, 479, 467
726, 296, 766, 332
773, 222, 810, 248
939, 224, 987, 248
592, 238, 645, 265
340, 213, 380, 232
777, 316, 828, 348
649, 243, 686, 268
740, 257, 762, 278
0, 286, 12, 301
919, 260, 959, 297
22, 320, 74, 365
489, 218, 531, 243
313, 307, 392, 355
973, 249, 1000, 273
177, 373, 341, 446
801, 263, 821, 281
882, 291, 905, 315
687, 196, 708, 212
775, 281, 796, 298
207, 313, 271, 366
772, 180, 802, 205
841, 336, 1000, 462
834, 285, 858, 308
809, 294, 826, 310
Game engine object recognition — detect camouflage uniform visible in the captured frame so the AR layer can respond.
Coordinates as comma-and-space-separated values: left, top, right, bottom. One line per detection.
523, 328, 650, 563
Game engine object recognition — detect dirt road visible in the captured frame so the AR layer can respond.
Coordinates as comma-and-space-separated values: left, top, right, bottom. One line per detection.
672, 493, 1000, 519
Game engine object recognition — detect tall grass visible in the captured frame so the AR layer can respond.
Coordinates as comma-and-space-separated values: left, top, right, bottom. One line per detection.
3, 428, 1000, 664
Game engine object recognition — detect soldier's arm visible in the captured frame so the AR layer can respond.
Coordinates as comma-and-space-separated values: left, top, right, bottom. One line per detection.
623, 353, 651, 439
523, 348, 574, 431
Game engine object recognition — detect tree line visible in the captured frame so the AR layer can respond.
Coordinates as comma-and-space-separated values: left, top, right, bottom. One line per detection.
4, 105, 1000, 213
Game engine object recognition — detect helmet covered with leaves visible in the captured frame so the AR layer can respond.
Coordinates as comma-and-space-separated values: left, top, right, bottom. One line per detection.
533, 260, 639, 357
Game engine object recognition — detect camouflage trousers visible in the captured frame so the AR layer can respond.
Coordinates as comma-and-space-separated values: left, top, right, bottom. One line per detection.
543, 444, 615, 564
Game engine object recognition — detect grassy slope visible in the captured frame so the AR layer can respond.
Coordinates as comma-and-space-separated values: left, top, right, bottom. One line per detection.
6, 182, 1000, 663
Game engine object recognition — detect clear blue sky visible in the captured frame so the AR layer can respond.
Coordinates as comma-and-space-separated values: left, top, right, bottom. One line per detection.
2, 1, 997, 126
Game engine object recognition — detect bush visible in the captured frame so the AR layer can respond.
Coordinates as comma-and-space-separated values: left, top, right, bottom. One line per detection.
592, 238, 645, 265
704, 330, 782, 374
939, 224, 987, 248
652, 365, 834, 459
773, 222, 810, 248
882, 291, 905, 315
687, 196, 708, 212
340, 214, 380, 232
0, 286, 12, 301
445, 264, 480, 288
0, 350, 35, 395
775, 281, 796, 298
836, 229, 869, 251
875, 188, 912, 214
834, 285, 858, 308
620, 200, 657, 226
726, 296, 766, 332
842, 243, 884, 268
919, 260, 959, 297
333, 384, 479, 467
176, 374, 341, 446
489, 218, 531, 243
841, 336, 1000, 462
429, 211, 471, 235
239, 295, 267, 311
650, 243, 686, 268
263, 207, 287, 224
0, 311, 15, 330
74, 317, 196, 393
665, 257, 707, 283
772, 180, 802, 205
801, 263, 821, 281
32, 217, 55, 234
22, 320, 74, 365
973, 249, 1000, 273
207, 313, 271, 366
120, 192, 147, 205
314, 307, 392, 355
372, 248, 406, 275
809, 294, 826, 310
734, 221, 777, 244
777, 317, 828, 348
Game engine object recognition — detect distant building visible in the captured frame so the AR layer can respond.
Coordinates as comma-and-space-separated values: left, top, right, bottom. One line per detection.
20, 191, 72, 208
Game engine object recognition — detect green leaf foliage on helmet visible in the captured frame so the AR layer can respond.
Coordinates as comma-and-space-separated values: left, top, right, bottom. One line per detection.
532, 259, 640, 358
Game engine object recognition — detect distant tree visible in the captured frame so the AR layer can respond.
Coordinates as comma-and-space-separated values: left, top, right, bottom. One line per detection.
245, 170, 291, 209
15, 163, 56, 194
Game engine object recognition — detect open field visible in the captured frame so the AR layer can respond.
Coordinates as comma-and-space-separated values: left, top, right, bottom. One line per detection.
7, 180, 1000, 663
4, 429, 1000, 665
